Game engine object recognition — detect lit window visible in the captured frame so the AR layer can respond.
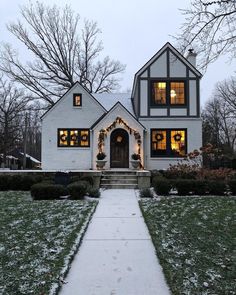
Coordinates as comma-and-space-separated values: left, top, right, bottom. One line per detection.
73, 93, 82, 106
151, 129, 186, 157
152, 82, 166, 105
80, 130, 89, 147
151, 81, 186, 106
59, 130, 69, 146
170, 82, 185, 105
171, 130, 186, 156
58, 129, 90, 147
151, 130, 167, 156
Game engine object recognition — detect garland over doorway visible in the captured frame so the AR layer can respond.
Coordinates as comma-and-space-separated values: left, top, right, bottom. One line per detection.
98, 116, 142, 154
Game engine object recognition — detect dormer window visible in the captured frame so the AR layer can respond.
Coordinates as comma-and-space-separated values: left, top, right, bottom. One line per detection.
73, 93, 82, 107
151, 81, 186, 106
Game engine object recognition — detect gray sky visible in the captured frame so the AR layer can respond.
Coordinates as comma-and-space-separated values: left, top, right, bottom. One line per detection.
0, 0, 235, 106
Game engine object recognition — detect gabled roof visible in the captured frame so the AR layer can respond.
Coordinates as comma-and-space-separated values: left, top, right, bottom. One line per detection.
131, 42, 202, 97
90, 101, 146, 130
41, 81, 107, 120
93, 93, 134, 115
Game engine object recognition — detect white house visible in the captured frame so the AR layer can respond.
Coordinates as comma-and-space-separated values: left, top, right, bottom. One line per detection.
41, 43, 202, 170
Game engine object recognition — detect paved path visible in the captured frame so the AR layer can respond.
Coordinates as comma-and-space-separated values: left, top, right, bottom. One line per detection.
60, 189, 170, 295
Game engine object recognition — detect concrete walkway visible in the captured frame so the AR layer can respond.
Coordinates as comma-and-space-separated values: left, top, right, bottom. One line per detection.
60, 189, 170, 295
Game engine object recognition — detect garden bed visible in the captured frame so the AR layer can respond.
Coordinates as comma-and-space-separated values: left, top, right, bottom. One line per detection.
140, 196, 236, 295
0, 191, 97, 295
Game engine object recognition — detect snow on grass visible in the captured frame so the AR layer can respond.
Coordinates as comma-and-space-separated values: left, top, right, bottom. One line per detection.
140, 196, 236, 295
0, 191, 97, 295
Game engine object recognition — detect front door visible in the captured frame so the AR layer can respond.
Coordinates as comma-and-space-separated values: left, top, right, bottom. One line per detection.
110, 128, 129, 168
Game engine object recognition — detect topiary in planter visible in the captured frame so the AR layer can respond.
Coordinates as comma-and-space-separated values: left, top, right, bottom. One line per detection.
153, 178, 172, 196
31, 183, 68, 200
67, 181, 89, 200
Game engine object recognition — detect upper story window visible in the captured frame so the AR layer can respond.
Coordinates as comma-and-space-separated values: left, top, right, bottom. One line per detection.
151, 129, 187, 157
58, 129, 90, 147
151, 81, 186, 106
73, 93, 82, 107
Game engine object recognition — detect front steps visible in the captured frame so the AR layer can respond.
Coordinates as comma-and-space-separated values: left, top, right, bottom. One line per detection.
100, 170, 138, 189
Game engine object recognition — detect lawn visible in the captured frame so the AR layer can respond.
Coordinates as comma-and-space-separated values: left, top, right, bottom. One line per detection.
0, 191, 97, 295
140, 196, 236, 295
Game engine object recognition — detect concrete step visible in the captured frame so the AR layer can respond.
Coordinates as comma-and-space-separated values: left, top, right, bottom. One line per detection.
101, 179, 138, 185
102, 171, 137, 176
100, 183, 138, 189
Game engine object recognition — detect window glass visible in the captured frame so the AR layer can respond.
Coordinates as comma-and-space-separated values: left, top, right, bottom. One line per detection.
170, 82, 185, 104
73, 94, 82, 106
170, 130, 186, 156
59, 130, 68, 146
152, 82, 166, 105
80, 130, 89, 147
151, 130, 167, 156
58, 129, 90, 147
70, 130, 79, 146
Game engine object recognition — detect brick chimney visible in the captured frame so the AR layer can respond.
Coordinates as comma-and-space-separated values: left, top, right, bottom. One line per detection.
186, 49, 197, 67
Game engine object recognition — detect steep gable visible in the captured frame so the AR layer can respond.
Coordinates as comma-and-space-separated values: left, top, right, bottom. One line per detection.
41, 82, 106, 120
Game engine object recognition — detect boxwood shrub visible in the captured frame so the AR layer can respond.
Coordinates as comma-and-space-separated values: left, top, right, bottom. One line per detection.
228, 180, 236, 195
208, 181, 226, 195
175, 179, 195, 195
192, 180, 208, 195
153, 178, 172, 196
139, 188, 154, 198
67, 181, 89, 200
87, 188, 101, 198
31, 183, 68, 200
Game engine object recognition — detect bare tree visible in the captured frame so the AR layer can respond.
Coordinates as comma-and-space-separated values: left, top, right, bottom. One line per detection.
0, 76, 32, 167
176, 0, 236, 72
0, 2, 125, 105
215, 76, 236, 113
202, 77, 236, 153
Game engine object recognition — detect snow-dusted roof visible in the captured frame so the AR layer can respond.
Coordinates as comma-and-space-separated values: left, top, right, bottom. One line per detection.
93, 93, 135, 116
19, 153, 41, 164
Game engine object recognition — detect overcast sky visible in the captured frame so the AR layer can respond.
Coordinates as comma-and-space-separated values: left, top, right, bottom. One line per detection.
0, 0, 235, 106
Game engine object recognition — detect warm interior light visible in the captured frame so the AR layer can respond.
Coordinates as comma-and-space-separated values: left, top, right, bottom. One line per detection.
170, 89, 176, 98
158, 82, 166, 89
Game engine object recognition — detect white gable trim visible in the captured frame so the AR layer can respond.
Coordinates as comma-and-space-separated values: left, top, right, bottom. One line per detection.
41, 82, 106, 120
91, 102, 146, 131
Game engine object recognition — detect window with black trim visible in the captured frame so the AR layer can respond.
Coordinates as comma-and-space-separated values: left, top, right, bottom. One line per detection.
151, 129, 186, 157
58, 129, 90, 147
151, 81, 186, 106
73, 93, 82, 106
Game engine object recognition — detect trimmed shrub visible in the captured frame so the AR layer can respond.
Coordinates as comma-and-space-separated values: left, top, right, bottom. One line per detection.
139, 188, 153, 198
175, 179, 195, 195
228, 180, 236, 195
31, 183, 68, 200
88, 188, 101, 198
192, 180, 208, 195
208, 181, 226, 195
67, 181, 89, 200
0, 175, 10, 191
80, 175, 94, 186
153, 178, 172, 196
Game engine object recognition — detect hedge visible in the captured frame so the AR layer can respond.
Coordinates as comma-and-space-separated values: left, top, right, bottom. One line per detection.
0, 175, 43, 191
31, 183, 68, 200
67, 180, 89, 200
153, 178, 172, 196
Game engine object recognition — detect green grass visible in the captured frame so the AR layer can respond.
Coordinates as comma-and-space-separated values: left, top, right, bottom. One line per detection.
0, 191, 97, 295
140, 197, 236, 295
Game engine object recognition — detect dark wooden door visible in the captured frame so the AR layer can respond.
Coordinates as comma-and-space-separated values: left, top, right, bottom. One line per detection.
110, 129, 129, 168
